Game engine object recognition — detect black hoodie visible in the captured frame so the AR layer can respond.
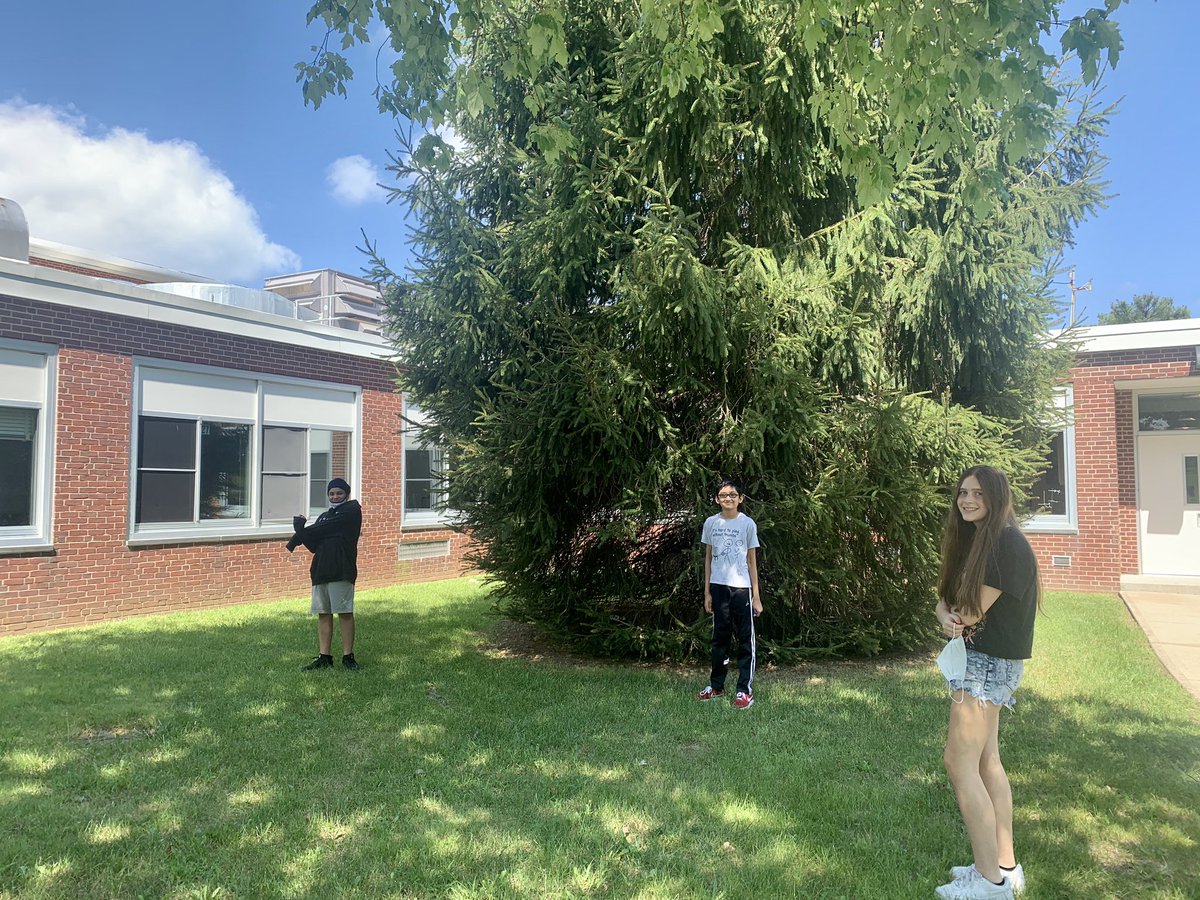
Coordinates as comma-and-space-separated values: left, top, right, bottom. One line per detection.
289, 500, 362, 585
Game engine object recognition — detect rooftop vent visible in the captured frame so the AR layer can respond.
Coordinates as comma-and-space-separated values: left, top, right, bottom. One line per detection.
0, 198, 30, 262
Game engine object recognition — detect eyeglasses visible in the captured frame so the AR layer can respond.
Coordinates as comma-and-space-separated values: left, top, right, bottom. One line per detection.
716, 492, 740, 499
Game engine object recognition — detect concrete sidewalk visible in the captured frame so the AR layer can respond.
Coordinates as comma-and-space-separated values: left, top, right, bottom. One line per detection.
1120, 592, 1200, 702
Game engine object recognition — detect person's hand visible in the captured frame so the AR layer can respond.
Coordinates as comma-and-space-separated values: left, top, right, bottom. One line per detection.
940, 609, 963, 639
703, 591, 713, 614
292, 515, 307, 532
752, 593, 763, 617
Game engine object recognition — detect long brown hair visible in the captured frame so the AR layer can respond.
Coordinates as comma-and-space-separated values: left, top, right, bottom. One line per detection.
937, 465, 1038, 618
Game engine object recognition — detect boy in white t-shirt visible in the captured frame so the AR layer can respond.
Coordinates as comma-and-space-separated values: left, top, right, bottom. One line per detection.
696, 480, 762, 709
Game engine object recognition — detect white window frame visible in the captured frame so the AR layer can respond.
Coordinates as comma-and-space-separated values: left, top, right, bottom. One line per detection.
402, 398, 453, 527
1025, 385, 1078, 534
129, 358, 361, 545
0, 338, 56, 553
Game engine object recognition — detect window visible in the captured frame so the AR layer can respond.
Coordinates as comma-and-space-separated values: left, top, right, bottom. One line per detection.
261, 426, 307, 521
260, 426, 353, 521
135, 418, 251, 524
0, 408, 38, 526
309, 429, 353, 517
1138, 393, 1200, 432
403, 400, 450, 525
1029, 431, 1067, 516
0, 341, 55, 552
1025, 387, 1077, 533
131, 361, 358, 542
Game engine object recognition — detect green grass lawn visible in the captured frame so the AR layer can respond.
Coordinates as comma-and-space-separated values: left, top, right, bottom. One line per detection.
1, 579, 1197, 899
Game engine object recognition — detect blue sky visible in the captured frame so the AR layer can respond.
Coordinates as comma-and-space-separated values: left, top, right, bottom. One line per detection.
0, 0, 1193, 323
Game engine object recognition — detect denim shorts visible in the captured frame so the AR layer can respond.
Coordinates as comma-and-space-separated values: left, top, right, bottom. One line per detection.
947, 649, 1025, 709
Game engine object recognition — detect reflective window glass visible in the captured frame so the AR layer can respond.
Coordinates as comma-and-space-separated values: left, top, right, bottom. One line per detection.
1138, 393, 1200, 432
0, 407, 37, 527
199, 423, 251, 520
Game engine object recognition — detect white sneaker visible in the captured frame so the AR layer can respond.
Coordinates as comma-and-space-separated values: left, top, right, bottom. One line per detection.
950, 863, 1024, 894
935, 866, 1014, 899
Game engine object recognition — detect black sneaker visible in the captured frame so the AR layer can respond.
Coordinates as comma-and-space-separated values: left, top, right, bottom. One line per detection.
303, 655, 334, 671
342, 654, 362, 671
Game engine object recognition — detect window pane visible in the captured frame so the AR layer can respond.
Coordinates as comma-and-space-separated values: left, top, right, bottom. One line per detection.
1029, 431, 1067, 516
406, 448, 432, 479
0, 408, 36, 526
406, 479, 432, 512
139, 418, 196, 469
199, 422, 251, 520
309, 429, 332, 513
330, 431, 352, 482
137, 471, 195, 523
309, 449, 331, 509
1187, 456, 1199, 506
311, 430, 353, 515
262, 426, 306, 472
262, 474, 306, 521
1138, 393, 1200, 431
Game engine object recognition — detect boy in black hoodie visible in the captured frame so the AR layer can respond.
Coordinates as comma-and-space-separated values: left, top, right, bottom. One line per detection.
287, 477, 363, 670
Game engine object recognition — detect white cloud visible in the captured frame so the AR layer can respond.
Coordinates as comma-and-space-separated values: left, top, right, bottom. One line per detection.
0, 101, 299, 282
326, 155, 385, 206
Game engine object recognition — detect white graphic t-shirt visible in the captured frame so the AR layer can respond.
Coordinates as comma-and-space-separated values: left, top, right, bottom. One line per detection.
702, 512, 760, 588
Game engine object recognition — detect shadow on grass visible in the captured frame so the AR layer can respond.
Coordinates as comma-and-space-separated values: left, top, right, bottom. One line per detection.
0, 580, 1197, 898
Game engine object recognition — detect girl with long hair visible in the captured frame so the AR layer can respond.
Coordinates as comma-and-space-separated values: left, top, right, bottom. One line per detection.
933, 466, 1040, 899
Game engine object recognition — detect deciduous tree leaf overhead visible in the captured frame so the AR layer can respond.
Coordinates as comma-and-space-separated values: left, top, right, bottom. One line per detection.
302, 0, 1123, 659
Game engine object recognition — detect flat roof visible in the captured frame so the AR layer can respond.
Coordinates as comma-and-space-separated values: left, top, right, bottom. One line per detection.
1077, 317, 1200, 354
1, 255, 392, 361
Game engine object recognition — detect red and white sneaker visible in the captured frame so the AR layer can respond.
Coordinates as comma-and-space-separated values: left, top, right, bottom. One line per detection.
733, 691, 754, 709
696, 686, 725, 701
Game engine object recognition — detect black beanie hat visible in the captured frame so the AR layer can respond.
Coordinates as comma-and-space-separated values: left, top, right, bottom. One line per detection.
327, 477, 351, 496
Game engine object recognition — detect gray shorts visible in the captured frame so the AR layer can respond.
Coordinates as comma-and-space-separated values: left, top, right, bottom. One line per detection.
947, 648, 1025, 709
311, 581, 355, 614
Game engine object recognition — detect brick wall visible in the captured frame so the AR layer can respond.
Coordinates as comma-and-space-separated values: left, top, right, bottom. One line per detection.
0, 293, 471, 634
1027, 346, 1196, 592
28, 255, 152, 284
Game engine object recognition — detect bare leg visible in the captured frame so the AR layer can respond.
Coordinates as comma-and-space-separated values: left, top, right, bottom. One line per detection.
979, 708, 1016, 868
338, 613, 355, 656
317, 614, 333, 655
944, 695, 1004, 883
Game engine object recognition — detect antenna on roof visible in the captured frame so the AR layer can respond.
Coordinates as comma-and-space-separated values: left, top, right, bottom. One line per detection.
1069, 266, 1092, 325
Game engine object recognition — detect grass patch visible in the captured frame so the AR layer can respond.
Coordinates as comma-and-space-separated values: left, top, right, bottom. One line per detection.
1, 580, 1197, 898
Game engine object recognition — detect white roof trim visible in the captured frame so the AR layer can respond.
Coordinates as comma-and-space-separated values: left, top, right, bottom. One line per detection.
0, 256, 393, 361
1077, 318, 1200, 353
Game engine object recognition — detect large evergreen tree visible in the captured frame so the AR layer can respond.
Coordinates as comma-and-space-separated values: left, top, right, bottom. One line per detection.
302, 0, 1123, 658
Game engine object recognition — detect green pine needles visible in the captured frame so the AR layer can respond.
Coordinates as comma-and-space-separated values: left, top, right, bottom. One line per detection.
304, 0, 1123, 659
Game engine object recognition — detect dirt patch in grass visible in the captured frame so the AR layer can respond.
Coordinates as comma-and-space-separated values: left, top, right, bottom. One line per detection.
78, 724, 156, 744
480, 619, 599, 665
480, 618, 931, 682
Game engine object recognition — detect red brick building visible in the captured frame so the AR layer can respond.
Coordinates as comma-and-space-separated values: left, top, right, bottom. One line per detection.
1, 241, 469, 635
1026, 319, 1200, 592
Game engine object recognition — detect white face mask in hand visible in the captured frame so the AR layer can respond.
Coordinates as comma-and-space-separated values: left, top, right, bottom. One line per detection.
937, 635, 967, 683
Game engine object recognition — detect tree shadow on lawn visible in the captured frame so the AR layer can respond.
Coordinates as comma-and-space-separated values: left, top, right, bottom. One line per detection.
0, 587, 1196, 898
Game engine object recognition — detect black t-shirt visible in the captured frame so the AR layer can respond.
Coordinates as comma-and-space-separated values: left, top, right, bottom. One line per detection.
967, 526, 1038, 660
